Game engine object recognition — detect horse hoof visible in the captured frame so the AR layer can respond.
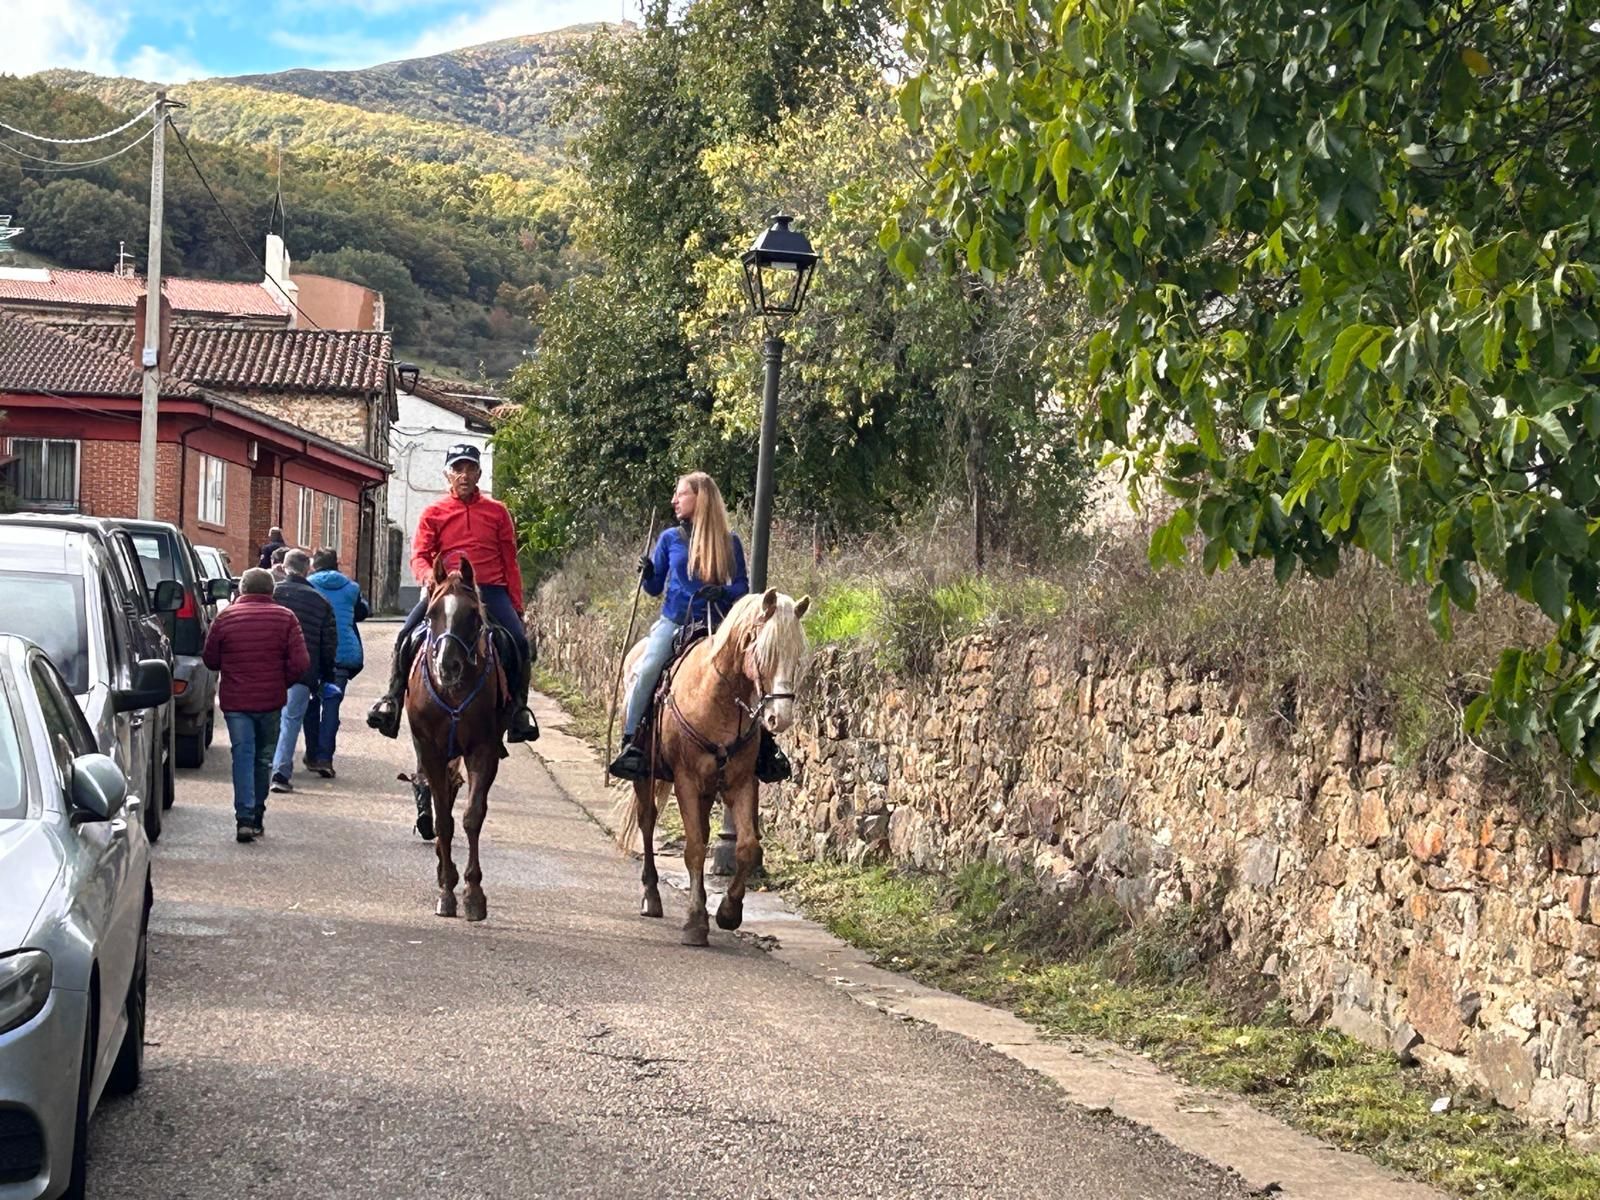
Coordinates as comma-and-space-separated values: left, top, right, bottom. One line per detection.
715, 899, 743, 931
640, 891, 663, 919
464, 894, 488, 923
681, 922, 709, 947
436, 893, 458, 918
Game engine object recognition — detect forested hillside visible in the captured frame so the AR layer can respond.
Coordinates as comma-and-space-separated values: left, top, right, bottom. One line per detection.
0, 73, 575, 377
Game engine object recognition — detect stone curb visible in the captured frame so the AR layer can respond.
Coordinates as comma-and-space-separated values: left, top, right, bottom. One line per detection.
525, 690, 1446, 1200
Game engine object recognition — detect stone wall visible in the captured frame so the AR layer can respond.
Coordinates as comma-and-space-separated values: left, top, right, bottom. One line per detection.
530, 600, 1600, 1139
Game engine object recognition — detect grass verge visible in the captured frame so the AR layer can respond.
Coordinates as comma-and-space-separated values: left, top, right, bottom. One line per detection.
764, 852, 1600, 1200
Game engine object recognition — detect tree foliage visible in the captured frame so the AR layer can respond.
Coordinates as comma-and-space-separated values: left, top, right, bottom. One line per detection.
898, 0, 1600, 771
19, 179, 149, 270
0, 76, 570, 376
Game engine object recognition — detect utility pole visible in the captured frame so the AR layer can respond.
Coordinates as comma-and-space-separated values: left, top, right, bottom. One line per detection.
136, 92, 168, 520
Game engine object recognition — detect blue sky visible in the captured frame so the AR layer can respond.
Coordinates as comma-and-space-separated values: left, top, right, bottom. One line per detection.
9, 0, 630, 81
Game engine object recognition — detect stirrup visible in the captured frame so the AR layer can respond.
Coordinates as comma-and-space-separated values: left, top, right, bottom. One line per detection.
507, 708, 540, 744
367, 697, 401, 739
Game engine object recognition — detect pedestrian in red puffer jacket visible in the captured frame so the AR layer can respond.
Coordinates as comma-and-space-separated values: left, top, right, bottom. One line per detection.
202, 568, 309, 843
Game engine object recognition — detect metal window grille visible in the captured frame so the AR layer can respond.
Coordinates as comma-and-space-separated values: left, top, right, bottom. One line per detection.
296, 486, 314, 546
198, 455, 226, 525
8, 438, 79, 509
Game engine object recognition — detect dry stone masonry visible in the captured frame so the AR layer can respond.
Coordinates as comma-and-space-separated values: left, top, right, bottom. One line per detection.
532, 603, 1600, 1139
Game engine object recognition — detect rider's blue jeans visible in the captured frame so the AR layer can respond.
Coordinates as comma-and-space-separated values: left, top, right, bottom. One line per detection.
623, 616, 682, 738
396, 584, 529, 678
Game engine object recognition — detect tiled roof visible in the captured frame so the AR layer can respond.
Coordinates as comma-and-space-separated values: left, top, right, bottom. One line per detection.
0, 267, 287, 319
0, 313, 201, 399
54, 323, 392, 395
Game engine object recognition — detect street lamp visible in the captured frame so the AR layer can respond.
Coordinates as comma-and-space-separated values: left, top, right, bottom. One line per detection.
395, 362, 420, 393
712, 214, 818, 878
740, 214, 818, 592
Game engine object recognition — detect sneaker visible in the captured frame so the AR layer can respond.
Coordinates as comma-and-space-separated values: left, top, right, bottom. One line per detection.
236, 823, 256, 843
314, 764, 336, 780
270, 774, 294, 793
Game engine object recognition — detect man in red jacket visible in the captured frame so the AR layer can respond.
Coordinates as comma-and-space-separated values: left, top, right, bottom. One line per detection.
367, 442, 538, 744
202, 567, 311, 843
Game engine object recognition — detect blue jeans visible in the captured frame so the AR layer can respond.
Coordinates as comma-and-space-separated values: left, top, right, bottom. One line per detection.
624, 616, 682, 737
271, 684, 311, 780
305, 663, 360, 764
225, 710, 280, 825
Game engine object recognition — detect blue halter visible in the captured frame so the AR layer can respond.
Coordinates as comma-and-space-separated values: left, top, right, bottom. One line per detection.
420, 623, 496, 762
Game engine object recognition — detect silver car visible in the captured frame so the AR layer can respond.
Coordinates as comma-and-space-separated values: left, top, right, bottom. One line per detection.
0, 633, 169, 1200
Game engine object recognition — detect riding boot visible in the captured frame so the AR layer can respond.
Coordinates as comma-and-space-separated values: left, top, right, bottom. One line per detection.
608, 732, 650, 782
413, 774, 435, 841
505, 655, 539, 744
367, 632, 421, 739
755, 730, 792, 784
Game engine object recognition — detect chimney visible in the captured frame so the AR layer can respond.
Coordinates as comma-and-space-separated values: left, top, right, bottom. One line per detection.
264, 233, 300, 327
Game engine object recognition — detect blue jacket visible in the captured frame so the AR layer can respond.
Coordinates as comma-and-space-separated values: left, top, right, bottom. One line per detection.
643, 524, 749, 627
308, 569, 368, 667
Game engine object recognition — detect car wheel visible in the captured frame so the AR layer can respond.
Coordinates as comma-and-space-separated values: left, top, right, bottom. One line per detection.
63, 1012, 93, 1200
107, 893, 149, 1096
204, 712, 215, 748
175, 729, 205, 769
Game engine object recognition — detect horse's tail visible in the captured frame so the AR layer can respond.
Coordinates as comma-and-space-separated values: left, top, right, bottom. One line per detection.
612, 788, 639, 854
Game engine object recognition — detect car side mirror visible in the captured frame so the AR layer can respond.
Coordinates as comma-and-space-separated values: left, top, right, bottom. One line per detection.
153, 580, 184, 613
208, 577, 234, 602
113, 659, 172, 714
70, 753, 127, 821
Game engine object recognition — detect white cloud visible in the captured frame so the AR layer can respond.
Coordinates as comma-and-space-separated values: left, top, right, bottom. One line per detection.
5, 0, 129, 76
121, 44, 208, 83
270, 0, 618, 71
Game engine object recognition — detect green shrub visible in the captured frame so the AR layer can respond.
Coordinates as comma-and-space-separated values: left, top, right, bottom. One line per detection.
804, 583, 882, 645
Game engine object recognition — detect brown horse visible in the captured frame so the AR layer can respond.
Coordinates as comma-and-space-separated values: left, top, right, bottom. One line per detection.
406, 555, 505, 922
616, 589, 810, 946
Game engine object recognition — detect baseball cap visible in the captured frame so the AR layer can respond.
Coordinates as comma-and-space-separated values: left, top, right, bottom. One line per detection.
444, 443, 481, 468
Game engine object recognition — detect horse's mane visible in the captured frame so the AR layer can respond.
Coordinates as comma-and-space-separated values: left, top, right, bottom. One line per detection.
709, 592, 808, 678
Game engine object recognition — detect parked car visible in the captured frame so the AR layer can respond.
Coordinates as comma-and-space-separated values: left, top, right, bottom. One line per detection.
193, 544, 235, 612
0, 632, 169, 1200
0, 527, 178, 845
107, 520, 227, 770
0, 516, 177, 817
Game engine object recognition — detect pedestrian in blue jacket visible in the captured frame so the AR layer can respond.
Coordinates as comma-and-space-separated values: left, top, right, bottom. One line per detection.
608, 471, 790, 785
304, 548, 369, 778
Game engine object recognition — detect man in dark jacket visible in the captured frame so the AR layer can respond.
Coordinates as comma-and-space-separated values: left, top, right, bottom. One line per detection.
270, 549, 336, 794
303, 548, 368, 778
202, 568, 309, 842
258, 526, 286, 570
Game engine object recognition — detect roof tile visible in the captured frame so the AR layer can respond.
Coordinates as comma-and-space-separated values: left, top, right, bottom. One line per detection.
0, 267, 287, 319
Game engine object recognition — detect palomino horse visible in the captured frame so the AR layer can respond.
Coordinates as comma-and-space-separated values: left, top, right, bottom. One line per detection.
406, 555, 505, 922
616, 589, 810, 946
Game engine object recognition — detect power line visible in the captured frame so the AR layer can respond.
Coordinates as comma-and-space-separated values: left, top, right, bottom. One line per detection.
0, 99, 161, 145
166, 120, 399, 373
0, 123, 160, 172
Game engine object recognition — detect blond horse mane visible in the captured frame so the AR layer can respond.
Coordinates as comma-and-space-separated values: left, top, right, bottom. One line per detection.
709, 591, 809, 681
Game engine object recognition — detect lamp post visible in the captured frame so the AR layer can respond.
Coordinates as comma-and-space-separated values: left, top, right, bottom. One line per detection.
711, 214, 818, 877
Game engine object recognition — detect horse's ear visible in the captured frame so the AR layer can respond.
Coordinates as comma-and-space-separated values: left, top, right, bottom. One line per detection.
794, 595, 811, 619
761, 588, 778, 616
432, 554, 448, 585
459, 556, 476, 588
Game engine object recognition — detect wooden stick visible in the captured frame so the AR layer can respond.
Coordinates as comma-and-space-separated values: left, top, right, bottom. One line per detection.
605, 515, 658, 783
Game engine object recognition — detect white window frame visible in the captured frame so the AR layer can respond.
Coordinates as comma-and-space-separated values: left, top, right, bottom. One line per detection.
322, 492, 342, 552
7, 437, 80, 509
198, 454, 227, 525
296, 486, 314, 547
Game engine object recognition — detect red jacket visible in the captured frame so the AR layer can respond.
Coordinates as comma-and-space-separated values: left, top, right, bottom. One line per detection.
410, 490, 524, 611
202, 593, 311, 713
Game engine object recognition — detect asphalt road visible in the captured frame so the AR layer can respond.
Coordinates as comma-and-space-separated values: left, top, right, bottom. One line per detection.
86, 626, 1256, 1200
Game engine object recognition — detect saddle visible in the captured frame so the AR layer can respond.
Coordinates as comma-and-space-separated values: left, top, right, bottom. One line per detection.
632, 623, 711, 782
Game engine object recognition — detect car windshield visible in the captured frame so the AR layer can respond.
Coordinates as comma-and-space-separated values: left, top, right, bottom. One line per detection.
0, 686, 25, 820
0, 573, 88, 694
129, 532, 178, 590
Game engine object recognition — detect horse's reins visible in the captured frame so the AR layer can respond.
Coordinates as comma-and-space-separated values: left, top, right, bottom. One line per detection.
665, 630, 794, 792
419, 596, 497, 762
